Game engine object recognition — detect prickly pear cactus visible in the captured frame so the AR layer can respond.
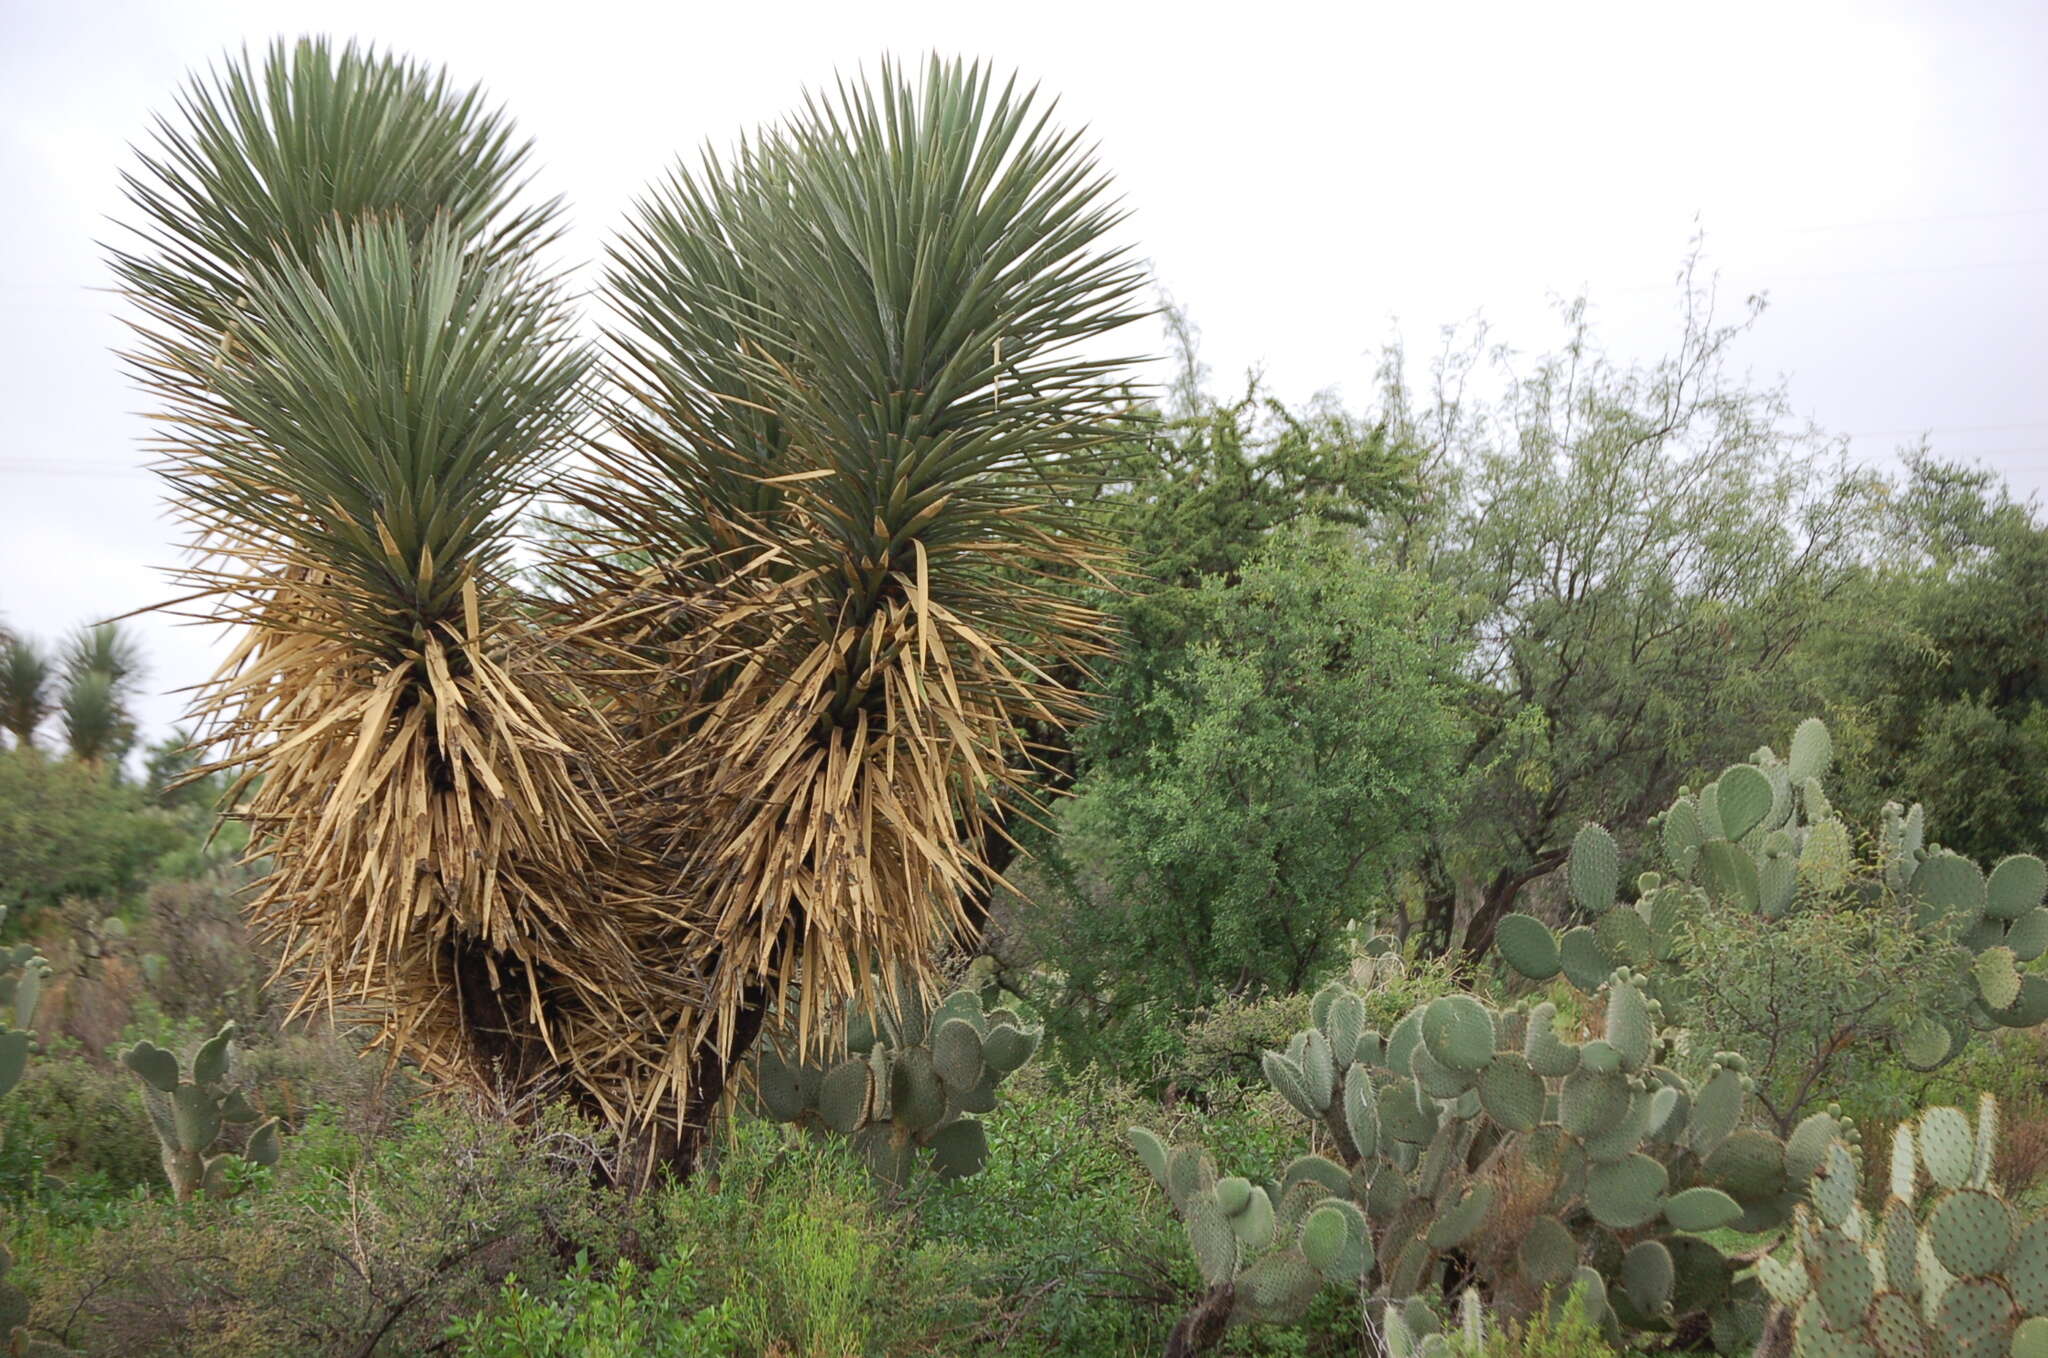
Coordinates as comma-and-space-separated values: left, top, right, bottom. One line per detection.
1761, 1093, 2048, 1358
0, 907, 50, 1102
1133, 970, 1798, 1353
121, 1021, 281, 1201
1491, 719, 2048, 1069
1128, 1123, 1372, 1335
755, 986, 1037, 1188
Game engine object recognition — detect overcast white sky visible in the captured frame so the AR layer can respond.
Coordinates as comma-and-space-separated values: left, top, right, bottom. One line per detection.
3, 0, 2045, 746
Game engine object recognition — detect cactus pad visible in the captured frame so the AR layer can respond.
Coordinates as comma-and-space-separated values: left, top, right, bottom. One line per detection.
1185, 1191, 1238, 1287
1664, 797, 1704, 871
1520, 1215, 1578, 1287
1427, 1181, 1495, 1248
1300, 1202, 1348, 1272
1665, 1186, 1743, 1232
1129, 1126, 1169, 1186
1758, 1248, 1810, 1306
931, 1018, 984, 1090
1687, 1065, 1747, 1157
1524, 1002, 1582, 1078
1595, 907, 1654, 965
1571, 823, 1620, 915
1898, 1019, 1957, 1072
1810, 1230, 1877, 1331
1990, 976, 2048, 1028
1561, 1065, 1632, 1138
1718, 764, 1774, 841
1932, 1277, 2013, 1358
1705, 1128, 1788, 1202
1975, 949, 2023, 1011
192, 1023, 235, 1085
2005, 909, 2048, 964
1421, 995, 1496, 1073
987, 1023, 1041, 1076
1789, 717, 1834, 783
1587, 1153, 1669, 1229
1496, 913, 1561, 981
1913, 852, 1987, 930
1987, 856, 2048, 921
1787, 1112, 1846, 1185
1867, 1290, 1928, 1358
1605, 977, 1654, 1071
1558, 926, 1614, 992
2011, 1220, 2048, 1312
1234, 1249, 1321, 1324
1323, 990, 1366, 1067
1262, 1050, 1318, 1117
1926, 1189, 2016, 1278
818, 1058, 873, 1134
930, 1117, 989, 1179
1478, 1051, 1544, 1132
1623, 1239, 1676, 1314
1920, 1108, 1975, 1190
756, 1046, 814, 1121
123, 1042, 179, 1094
1282, 1153, 1351, 1200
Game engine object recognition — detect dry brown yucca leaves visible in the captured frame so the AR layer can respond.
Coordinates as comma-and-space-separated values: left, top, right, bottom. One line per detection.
113, 39, 1144, 1172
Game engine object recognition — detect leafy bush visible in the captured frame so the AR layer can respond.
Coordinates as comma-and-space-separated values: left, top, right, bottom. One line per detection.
0, 1037, 159, 1199
0, 751, 184, 917
133, 879, 271, 1029
16, 1099, 619, 1356
1031, 528, 1465, 1073
454, 1120, 988, 1358
450, 1250, 757, 1357
1671, 894, 1973, 1130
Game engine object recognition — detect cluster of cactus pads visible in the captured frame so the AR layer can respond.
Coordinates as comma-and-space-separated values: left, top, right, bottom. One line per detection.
755, 987, 1039, 1187
1129, 968, 1881, 1352
1492, 718, 2048, 1068
121, 1021, 280, 1201
0, 907, 49, 1101
1760, 1095, 2048, 1358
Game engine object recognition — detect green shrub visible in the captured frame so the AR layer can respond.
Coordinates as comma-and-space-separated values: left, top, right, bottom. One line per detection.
133, 879, 270, 1029
0, 751, 186, 917
1, 1038, 158, 1197
16, 1098, 620, 1356
643, 1117, 981, 1356
450, 1250, 757, 1357
1443, 1288, 1618, 1358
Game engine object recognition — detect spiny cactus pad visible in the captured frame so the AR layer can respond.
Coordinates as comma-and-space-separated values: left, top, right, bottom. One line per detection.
1571, 823, 1620, 915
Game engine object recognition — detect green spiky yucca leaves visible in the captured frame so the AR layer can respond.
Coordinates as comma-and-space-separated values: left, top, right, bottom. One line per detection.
572, 57, 1146, 1068
114, 36, 558, 354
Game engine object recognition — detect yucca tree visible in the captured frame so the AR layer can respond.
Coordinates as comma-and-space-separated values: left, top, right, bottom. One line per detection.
61, 668, 134, 769
573, 56, 1146, 1157
0, 634, 53, 750
118, 39, 1144, 1173
111, 38, 662, 1104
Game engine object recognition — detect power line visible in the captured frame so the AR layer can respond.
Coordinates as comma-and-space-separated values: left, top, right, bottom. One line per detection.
1774, 206, 2048, 234
1844, 422, 2048, 438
